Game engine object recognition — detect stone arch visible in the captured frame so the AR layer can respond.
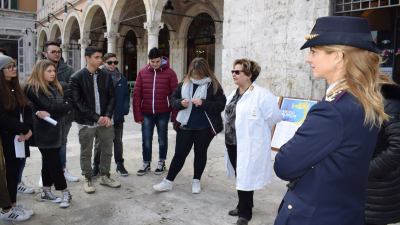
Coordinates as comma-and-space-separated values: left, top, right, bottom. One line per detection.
81, 1, 109, 40
49, 21, 62, 42
62, 12, 82, 45
37, 29, 48, 56
177, 4, 221, 40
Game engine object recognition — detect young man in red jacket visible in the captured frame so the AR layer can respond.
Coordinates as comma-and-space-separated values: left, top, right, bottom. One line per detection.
133, 47, 178, 176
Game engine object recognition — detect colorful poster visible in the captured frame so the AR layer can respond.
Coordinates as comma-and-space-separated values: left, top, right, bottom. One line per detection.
271, 98, 318, 150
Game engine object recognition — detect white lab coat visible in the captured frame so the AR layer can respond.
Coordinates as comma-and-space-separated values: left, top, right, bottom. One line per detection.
225, 83, 282, 191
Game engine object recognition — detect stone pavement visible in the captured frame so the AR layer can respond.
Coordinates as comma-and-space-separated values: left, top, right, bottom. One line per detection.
1, 111, 287, 225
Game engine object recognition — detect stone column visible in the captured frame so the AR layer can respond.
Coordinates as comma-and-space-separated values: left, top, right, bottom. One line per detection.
214, 32, 223, 82
79, 38, 91, 69
144, 21, 163, 52
136, 38, 148, 69
104, 32, 120, 53
169, 38, 186, 79
61, 43, 69, 63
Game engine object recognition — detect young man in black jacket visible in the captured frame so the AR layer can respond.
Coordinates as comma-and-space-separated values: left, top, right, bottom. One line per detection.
93, 53, 130, 177
42, 41, 79, 183
70, 47, 120, 194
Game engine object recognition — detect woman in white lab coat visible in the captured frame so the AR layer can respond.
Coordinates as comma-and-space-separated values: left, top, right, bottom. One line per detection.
225, 59, 281, 225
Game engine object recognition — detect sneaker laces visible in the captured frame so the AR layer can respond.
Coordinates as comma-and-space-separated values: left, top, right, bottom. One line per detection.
85, 178, 93, 186
141, 162, 150, 170
11, 206, 26, 215
156, 161, 165, 170
44, 190, 57, 200
62, 191, 71, 202
104, 176, 115, 183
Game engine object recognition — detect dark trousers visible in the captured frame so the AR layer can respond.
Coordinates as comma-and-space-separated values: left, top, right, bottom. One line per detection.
3, 144, 23, 204
226, 144, 254, 221
166, 128, 214, 181
0, 139, 12, 209
59, 122, 72, 169
94, 122, 124, 166
39, 148, 67, 191
17, 157, 26, 183
142, 112, 170, 162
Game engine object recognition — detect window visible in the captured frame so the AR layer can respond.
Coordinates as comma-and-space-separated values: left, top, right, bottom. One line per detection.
18, 37, 24, 75
1, 0, 17, 9
334, 0, 400, 14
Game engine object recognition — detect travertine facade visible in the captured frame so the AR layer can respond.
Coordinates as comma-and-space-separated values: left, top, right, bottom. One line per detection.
222, 0, 330, 99
36, 0, 331, 99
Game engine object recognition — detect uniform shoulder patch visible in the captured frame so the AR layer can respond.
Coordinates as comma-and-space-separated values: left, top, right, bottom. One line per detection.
325, 90, 346, 102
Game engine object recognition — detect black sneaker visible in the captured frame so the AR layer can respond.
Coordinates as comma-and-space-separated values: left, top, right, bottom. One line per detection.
116, 163, 129, 177
92, 165, 99, 177
136, 162, 151, 176
154, 161, 166, 175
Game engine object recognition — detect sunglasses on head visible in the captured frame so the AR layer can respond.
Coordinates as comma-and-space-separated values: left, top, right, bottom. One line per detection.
106, 60, 119, 65
231, 70, 243, 75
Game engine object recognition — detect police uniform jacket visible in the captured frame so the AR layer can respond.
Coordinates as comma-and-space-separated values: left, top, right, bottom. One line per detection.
274, 91, 379, 225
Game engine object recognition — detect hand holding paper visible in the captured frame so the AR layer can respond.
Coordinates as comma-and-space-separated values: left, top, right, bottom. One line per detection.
43, 116, 58, 126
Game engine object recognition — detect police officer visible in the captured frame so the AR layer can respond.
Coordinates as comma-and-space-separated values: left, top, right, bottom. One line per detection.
273, 16, 388, 225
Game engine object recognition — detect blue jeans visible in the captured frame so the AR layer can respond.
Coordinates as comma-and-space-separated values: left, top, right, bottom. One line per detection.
141, 112, 170, 162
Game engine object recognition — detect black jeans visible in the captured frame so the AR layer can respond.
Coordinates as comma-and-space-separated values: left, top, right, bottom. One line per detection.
39, 148, 67, 190
94, 122, 124, 166
166, 128, 214, 181
2, 146, 22, 204
226, 144, 254, 221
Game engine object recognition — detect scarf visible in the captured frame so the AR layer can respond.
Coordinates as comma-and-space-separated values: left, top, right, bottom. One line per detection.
176, 77, 211, 125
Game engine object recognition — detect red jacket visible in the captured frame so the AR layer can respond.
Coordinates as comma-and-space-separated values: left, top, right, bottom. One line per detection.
133, 57, 178, 122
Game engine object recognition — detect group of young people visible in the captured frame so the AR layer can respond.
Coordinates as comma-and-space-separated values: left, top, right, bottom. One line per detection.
1, 15, 400, 225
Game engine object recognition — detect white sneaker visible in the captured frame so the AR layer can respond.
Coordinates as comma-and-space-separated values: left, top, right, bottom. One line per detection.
14, 204, 34, 217
0, 208, 30, 221
36, 189, 62, 203
59, 191, 72, 208
192, 179, 201, 194
64, 169, 79, 182
38, 177, 42, 187
153, 178, 173, 192
17, 182, 35, 194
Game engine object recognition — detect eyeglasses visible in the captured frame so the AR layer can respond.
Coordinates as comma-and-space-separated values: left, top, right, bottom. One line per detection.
49, 50, 62, 54
106, 60, 119, 65
231, 70, 243, 76
3, 64, 17, 71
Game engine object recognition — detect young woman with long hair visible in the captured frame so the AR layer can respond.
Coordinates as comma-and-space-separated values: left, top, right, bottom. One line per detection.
153, 57, 226, 194
273, 16, 388, 225
25, 59, 72, 208
0, 55, 33, 221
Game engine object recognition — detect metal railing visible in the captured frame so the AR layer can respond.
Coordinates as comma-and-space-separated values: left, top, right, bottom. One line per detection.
334, 0, 400, 14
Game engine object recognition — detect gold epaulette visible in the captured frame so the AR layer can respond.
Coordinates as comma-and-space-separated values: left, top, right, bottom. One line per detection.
325, 88, 348, 102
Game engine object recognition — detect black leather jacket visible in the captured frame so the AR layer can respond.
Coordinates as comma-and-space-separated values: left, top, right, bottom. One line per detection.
69, 68, 115, 125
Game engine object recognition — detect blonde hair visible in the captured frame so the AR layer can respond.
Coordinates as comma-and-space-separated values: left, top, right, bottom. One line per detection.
26, 59, 63, 96
318, 45, 388, 127
184, 57, 221, 94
